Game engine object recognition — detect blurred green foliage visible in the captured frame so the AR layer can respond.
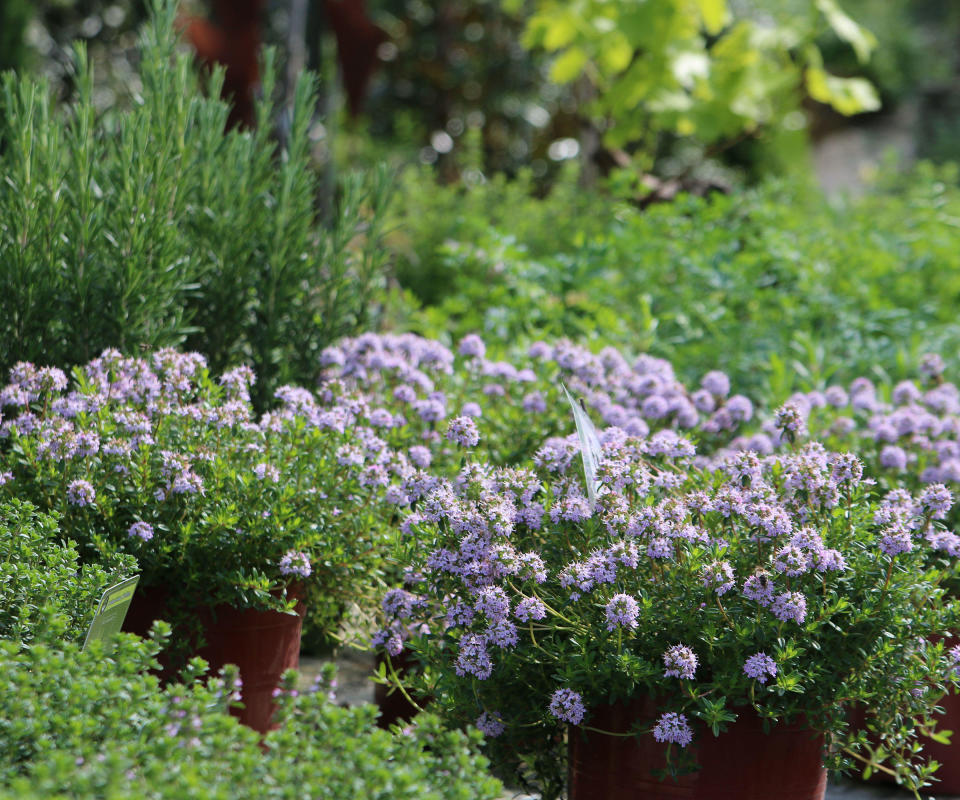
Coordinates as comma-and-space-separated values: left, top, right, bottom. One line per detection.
389, 161, 960, 404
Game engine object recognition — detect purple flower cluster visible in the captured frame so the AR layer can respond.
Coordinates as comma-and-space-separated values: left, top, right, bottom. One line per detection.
605, 593, 640, 631
446, 416, 480, 448
743, 652, 778, 684
663, 644, 698, 679
548, 688, 586, 725
476, 710, 505, 737
653, 712, 693, 747
278, 550, 312, 578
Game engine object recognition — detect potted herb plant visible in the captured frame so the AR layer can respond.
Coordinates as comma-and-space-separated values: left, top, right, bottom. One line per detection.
377, 405, 960, 799
0, 350, 403, 730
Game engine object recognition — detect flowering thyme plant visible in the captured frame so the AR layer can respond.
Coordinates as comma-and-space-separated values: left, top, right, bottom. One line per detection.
378, 420, 960, 795
0, 350, 402, 632
317, 333, 756, 472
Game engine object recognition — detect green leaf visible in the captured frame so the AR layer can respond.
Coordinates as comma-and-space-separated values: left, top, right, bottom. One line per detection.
815, 0, 877, 63
695, 0, 729, 36
806, 67, 881, 115
551, 47, 589, 84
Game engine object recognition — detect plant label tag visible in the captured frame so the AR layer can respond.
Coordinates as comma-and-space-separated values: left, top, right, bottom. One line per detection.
82, 575, 140, 650
561, 381, 602, 507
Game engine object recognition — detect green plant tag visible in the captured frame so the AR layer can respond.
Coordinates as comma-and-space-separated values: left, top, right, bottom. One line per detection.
82, 575, 140, 650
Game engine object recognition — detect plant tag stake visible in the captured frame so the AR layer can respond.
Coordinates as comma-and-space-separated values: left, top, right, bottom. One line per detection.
561, 381, 602, 507
82, 575, 140, 651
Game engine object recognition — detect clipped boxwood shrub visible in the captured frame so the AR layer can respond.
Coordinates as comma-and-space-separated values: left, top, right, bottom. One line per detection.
0, 499, 136, 643
0, 625, 502, 800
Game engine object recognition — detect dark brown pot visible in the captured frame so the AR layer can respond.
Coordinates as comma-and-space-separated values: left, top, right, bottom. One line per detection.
850, 634, 960, 793
374, 650, 430, 729
853, 690, 960, 793
911, 689, 960, 793
123, 585, 304, 734
568, 696, 826, 800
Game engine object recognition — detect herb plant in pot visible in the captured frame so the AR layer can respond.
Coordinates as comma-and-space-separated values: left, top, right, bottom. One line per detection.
0, 351, 401, 731
377, 408, 960, 799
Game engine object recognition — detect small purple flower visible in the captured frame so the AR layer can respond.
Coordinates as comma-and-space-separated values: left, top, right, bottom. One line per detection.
514, 596, 547, 622
523, 392, 547, 414
919, 484, 953, 519
774, 402, 807, 441
701, 370, 730, 398
879, 445, 908, 471
446, 416, 480, 448
549, 688, 586, 725
742, 571, 775, 606
663, 644, 698, 679
825, 386, 848, 407
0, 471, 12, 486
949, 645, 960, 677
461, 402, 483, 418
726, 395, 754, 423
476, 711, 505, 738
773, 545, 809, 577
879, 528, 913, 556
700, 561, 735, 595
641, 395, 669, 420
653, 712, 693, 747
458, 334, 486, 359
743, 652, 777, 684
128, 521, 154, 542
66, 479, 95, 507
486, 619, 519, 648
605, 593, 640, 631
253, 462, 280, 483
278, 550, 312, 578
528, 341, 551, 359
456, 634, 493, 679
771, 591, 807, 624
408, 446, 432, 469
474, 586, 511, 621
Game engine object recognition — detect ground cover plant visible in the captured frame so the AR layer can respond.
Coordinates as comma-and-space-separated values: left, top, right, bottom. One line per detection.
0, 0, 392, 409
0, 622, 501, 800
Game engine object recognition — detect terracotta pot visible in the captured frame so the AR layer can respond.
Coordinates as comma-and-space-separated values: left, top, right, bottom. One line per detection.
123, 585, 304, 734
568, 696, 826, 800
374, 650, 429, 729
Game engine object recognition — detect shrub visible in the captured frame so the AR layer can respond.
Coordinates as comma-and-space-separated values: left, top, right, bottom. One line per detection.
377, 421, 960, 795
394, 166, 960, 402
0, 499, 136, 643
0, 351, 399, 638
0, 0, 392, 410
0, 625, 502, 800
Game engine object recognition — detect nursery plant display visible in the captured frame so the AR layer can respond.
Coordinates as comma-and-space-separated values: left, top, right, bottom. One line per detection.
376, 405, 960, 798
0, 350, 410, 727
